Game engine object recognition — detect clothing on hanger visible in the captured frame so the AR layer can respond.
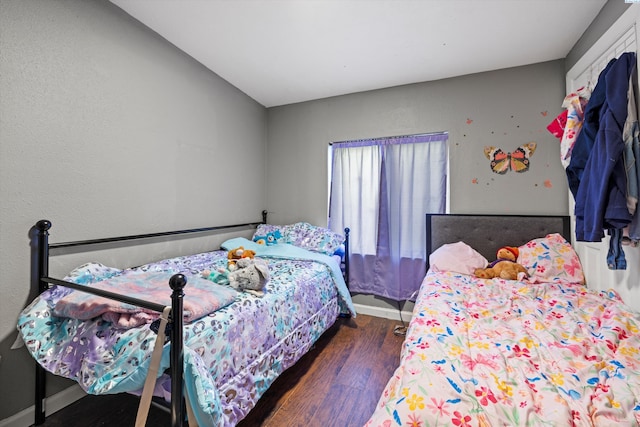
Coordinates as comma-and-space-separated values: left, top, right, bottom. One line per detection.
566, 58, 617, 199
573, 52, 636, 270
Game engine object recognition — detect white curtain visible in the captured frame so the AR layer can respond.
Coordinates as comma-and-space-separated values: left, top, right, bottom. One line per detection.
329, 133, 447, 301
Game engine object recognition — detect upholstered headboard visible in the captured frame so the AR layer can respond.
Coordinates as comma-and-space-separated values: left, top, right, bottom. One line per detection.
426, 214, 571, 267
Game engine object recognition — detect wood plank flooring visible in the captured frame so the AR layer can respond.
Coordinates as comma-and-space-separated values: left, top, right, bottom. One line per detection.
34, 314, 404, 427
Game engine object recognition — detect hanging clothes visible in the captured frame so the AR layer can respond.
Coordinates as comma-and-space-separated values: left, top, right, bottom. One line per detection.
623, 59, 640, 243
559, 86, 591, 168
574, 51, 636, 270
566, 58, 617, 199
547, 109, 568, 139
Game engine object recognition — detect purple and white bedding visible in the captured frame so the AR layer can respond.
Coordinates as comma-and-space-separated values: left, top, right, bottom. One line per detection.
18, 242, 355, 426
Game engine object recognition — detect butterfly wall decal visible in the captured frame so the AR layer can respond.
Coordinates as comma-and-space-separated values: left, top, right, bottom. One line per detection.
484, 142, 537, 174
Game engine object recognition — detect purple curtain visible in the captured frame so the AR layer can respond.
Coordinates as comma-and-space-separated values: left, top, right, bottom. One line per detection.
329, 133, 447, 301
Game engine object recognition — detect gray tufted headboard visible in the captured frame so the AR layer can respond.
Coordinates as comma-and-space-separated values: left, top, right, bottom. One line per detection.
426, 214, 571, 268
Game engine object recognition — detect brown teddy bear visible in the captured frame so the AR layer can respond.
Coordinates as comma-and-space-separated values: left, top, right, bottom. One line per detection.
474, 246, 528, 281
227, 246, 256, 270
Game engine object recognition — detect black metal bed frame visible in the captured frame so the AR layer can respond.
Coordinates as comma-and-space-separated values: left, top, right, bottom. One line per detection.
31, 211, 350, 426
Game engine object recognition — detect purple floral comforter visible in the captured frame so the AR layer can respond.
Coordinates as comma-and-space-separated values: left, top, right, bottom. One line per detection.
18, 248, 352, 426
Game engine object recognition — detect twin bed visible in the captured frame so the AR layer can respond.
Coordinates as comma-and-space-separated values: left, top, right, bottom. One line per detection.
19, 213, 354, 427
365, 214, 640, 426
18, 213, 640, 426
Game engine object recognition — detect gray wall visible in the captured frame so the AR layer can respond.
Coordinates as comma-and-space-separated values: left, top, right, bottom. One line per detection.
267, 60, 569, 222
266, 59, 569, 311
566, 0, 631, 72
0, 0, 266, 420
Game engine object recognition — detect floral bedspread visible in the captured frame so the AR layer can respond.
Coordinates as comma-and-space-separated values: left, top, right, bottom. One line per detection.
365, 270, 640, 427
18, 249, 351, 426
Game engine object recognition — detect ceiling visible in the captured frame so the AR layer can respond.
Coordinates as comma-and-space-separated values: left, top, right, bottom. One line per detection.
110, 0, 607, 108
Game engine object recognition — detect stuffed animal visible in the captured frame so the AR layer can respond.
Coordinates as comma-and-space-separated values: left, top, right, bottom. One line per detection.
474, 246, 528, 281
227, 257, 270, 297
227, 246, 256, 270
201, 267, 230, 285
253, 230, 282, 246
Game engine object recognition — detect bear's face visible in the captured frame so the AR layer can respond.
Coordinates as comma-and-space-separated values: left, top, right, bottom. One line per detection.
496, 248, 516, 261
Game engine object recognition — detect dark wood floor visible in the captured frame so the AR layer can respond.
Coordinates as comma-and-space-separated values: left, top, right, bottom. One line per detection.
35, 314, 404, 427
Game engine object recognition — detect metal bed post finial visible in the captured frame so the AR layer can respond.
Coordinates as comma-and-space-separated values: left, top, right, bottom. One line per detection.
262, 209, 268, 224
169, 274, 186, 427
34, 220, 52, 425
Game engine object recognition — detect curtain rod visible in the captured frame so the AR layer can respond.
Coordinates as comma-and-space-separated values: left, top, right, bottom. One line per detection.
330, 131, 448, 146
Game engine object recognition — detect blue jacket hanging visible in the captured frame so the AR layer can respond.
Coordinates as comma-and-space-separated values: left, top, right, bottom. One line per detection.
566, 58, 617, 198
574, 52, 635, 244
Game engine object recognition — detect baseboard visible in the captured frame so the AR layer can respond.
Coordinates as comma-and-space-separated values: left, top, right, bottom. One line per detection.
353, 303, 413, 323
0, 385, 86, 427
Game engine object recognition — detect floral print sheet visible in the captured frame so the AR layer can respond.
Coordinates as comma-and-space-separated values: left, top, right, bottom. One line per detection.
365, 270, 640, 427
18, 249, 349, 426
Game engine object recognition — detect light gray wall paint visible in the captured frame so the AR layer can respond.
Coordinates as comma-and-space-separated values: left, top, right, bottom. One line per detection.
566, 0, 630, 72
0, 0, 266, 420
267, 60, 569, 223
266, 59, 569, 312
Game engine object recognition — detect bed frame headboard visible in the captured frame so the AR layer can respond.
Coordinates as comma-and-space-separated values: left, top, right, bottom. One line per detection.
426, 214, 571, 267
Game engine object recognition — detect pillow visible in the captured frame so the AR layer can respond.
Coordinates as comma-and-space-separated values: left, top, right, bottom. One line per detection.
429, 241, 488, 275
285, 222, 345, 255
518, 233, 585, 284
253, 222, 345, 255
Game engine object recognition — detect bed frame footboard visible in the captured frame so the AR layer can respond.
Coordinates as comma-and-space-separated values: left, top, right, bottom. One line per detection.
168, 274, 186, 426
30, 210, 350, 426
32, 213, 267, 427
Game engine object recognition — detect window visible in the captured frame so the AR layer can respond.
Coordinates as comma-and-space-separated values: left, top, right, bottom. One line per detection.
328, 133, 448, 300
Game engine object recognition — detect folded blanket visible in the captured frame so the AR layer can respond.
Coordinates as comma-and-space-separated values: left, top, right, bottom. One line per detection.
54, 271, 238, 328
